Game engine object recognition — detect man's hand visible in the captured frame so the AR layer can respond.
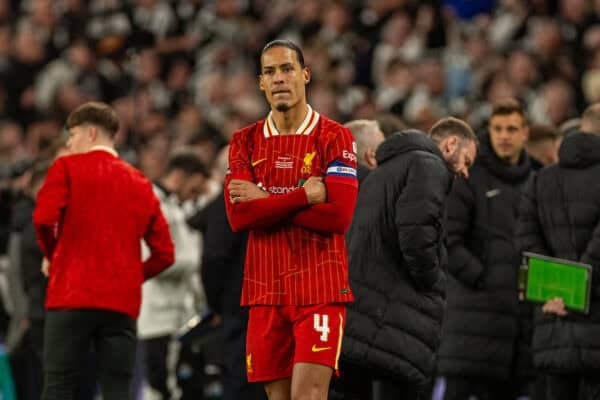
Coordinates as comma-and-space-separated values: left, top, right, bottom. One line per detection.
303, 176, 326, 205
228, 179, 269, 203
542, 297, 568, 317
41, 258, 50, 277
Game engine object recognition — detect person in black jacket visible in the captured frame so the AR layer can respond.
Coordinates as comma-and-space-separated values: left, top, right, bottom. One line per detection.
516, 103, 600, 400
437, 99, 533, 399
199, 189, 266, 400
336, 117, 477, 400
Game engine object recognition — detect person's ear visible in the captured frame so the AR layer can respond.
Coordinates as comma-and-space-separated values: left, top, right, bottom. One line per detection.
366, 147, 377, 168
88, 126, 97, 142
442, 136, 455, 155
258, 74, 265, 92
303, 67, 311, 85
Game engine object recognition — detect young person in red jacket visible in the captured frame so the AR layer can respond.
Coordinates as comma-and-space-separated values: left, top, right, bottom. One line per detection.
224, 40, 358, 400
33, 102, 174, 400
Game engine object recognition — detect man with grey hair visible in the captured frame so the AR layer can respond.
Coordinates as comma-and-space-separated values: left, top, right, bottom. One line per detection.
344, 119, 385, 183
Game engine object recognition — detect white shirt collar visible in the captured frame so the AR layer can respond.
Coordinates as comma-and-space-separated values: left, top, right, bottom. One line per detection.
262, 105, 320, 138
90, 145, 118, 157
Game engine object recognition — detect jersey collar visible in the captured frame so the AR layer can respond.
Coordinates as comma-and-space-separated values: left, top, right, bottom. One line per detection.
263, 105, 320, 138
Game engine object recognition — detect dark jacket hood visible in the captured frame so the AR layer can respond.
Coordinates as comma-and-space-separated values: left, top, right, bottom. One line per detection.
559, 131, 600, 168
376, 129, 443, 165
478, 133, 531, 183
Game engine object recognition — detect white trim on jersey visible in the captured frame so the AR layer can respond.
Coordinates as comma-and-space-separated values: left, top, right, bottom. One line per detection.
262, 105, 320, 138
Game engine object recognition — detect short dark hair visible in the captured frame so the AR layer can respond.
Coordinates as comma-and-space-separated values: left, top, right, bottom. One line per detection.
261, 39, 305, 68
528, 124, 558, 143
375, 113, 407, 138
65, 102, 119, 138
429, 117, 478, 146
490, 98, 527, 125
166, 151, 208, 177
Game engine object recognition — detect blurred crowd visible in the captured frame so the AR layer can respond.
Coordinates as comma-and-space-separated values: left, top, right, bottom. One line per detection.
1, 0, 600, 399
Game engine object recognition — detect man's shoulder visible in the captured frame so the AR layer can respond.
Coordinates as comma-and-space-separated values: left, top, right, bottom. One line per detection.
62, 152, 150, 184
232, 121, 263, 141
316, 115, 350, 137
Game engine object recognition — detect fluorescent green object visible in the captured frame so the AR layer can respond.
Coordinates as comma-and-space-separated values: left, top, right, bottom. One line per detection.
520, 252, 592, 314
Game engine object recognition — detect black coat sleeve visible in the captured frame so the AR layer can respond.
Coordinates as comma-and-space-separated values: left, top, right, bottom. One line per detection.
395, 156, 448, 290
515, 174, 549, 256
446, 176, 485, 287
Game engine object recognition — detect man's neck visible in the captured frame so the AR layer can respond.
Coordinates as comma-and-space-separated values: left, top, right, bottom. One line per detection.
270, 102, 309, 134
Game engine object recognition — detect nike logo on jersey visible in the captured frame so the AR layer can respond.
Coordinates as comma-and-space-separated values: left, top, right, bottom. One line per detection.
251, 158, 267, 167
311, 345, 332, 352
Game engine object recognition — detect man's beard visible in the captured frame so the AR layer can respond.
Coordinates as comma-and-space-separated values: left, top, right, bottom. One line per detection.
275, 103, 290, 112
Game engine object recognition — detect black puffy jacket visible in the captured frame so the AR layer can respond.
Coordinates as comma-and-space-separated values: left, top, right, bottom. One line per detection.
437, 134, 532, 380
341, 131, 452, 385
516, 132, 600, 374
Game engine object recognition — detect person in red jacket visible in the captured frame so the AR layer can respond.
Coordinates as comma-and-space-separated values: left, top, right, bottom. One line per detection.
33, 101, 174, 400
224, 40, 358, 400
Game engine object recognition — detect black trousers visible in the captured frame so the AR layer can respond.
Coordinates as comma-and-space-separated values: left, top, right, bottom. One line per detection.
142, 335, 171, 399
42, 309, 136, 400
545, 374, 600, 400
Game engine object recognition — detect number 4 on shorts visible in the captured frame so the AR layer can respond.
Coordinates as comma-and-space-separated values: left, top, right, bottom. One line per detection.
313, 314, 330, 342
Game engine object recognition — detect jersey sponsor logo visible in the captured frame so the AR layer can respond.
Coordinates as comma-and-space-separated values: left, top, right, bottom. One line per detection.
275, 156, 293, 169
343, 149, 357, 163
251, 158, 268, 167
311, 345, 332, 352
301, 151, 317, 174
326, 160, 357, 178
268, 185, 297, 194
352, 141, 357, 153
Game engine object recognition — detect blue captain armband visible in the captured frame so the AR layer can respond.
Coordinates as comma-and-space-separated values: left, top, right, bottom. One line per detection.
326, 160, 357, 179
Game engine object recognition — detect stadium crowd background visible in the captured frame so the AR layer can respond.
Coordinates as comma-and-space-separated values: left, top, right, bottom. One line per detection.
0, 0, 598, 398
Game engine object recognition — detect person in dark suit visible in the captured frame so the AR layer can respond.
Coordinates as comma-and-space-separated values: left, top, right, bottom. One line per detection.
33, 102, 174, 400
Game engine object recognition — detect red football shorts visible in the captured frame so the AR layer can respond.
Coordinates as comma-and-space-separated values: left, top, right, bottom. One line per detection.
245, 303, 346, 382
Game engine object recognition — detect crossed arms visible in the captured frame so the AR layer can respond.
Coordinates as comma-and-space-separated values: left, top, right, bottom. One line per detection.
224, 176, 357, 234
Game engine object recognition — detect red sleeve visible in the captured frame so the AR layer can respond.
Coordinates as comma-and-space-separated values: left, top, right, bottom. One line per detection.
224, 129, 310, 232
33, 158, 68, 258
290, 125, 358, 234
142, 195, 175, 280
224, 175, 309, 232
290, 178, 357, 234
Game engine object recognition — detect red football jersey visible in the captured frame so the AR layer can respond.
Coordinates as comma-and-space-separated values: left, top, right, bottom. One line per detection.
225, 106, 358, 305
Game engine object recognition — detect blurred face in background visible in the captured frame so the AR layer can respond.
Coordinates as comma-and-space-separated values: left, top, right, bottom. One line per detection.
488, 112, 529, 165
179, 172, 205, 203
